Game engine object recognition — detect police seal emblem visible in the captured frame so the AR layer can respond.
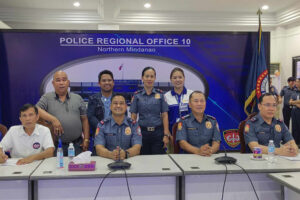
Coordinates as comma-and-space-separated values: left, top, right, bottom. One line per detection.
125, 127, 132, 135
206, 121, 212, 129
275, 124, 281, 132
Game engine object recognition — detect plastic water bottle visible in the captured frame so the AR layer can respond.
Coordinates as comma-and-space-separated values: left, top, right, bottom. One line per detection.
268, 140, 275, 164
68, 143, 75, 160
57, 138, 64, 168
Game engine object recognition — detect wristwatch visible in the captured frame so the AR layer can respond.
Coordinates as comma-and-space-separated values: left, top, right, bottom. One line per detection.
84, 138, 90, 142
125, 150, 130, 159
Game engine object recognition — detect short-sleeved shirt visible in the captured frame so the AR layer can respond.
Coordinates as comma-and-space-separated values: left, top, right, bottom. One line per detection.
244, 113, 294, 148
291, 89, 300, 109
94, 116, 142, 151
129, 88, 169, 127
36, 92, 87, 142
280, 86, 296, 107
176, 113, 221, 149
0, 124, 54, 158
164, 87, 193, 131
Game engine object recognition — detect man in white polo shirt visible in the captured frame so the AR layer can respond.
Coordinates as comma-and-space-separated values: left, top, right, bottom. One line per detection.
0, 104, 54, 165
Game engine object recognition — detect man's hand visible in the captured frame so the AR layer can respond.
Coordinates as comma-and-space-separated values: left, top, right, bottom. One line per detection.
277, 144, 298, 157
80, 139, 89, 151
197, 144, 213, 157
17, 156, 35, 165
52, 118, 64, 135
111, 146, 126, 161
0, 153, 8, 163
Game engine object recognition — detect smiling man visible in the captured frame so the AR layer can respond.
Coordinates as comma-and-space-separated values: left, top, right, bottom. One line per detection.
176, 91, 221, 156
244, 93, 298, 156
36, 71, 90, 156
0, 104, 54, 164
94, 94, 142, 160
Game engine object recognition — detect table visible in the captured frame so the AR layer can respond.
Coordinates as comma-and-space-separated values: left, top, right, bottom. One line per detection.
0, 159, 42, 200
268, 172, 300, 200
30, 155, 182, 200
169, 153, 300, 200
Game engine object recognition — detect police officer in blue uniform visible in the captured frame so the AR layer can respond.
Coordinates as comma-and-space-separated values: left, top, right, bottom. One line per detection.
290, 78, 300, 146
130, 67, 170, 155
280, 77, 296, 128
95, 94, 142, 160
176, 91, 221, 156
244, 93, 298, 156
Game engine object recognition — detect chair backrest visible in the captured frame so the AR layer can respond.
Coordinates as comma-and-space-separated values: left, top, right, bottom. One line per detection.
172, 122, 180, 153
238, 112, 257, 153
0, 124, 8, 138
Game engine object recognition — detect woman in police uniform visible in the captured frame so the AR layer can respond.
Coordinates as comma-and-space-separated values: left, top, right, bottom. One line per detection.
164, 67, 193, 134
130, 66, 170, 155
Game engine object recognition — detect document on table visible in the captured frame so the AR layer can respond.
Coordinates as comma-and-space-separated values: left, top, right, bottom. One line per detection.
0, 158, 18, 166
279, 154, 300, 161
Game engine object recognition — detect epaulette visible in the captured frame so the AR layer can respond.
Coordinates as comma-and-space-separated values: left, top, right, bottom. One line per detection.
181, 114, 190, 120
134, 90, 143, 95
276, 118, 283, 123
250, 116, 257, 122
206, 115, 216, 120
155, 88, 164, 94
127, 117, 137, 125
99, 118, 109, 125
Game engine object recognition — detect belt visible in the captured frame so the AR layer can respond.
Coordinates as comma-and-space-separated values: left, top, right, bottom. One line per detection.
140, 125, 162, 132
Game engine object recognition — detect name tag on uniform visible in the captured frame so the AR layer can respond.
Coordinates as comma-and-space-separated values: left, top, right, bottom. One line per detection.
258, 132, 265, 134
187, 127, 197, 130
179, 103, 188, 112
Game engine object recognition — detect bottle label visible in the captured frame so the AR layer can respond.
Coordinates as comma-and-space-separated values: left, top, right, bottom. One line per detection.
68, 149, 75, 157
268, 146, 275, 153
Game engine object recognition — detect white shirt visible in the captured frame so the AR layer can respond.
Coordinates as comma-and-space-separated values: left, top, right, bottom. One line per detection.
0, 124, 54, 158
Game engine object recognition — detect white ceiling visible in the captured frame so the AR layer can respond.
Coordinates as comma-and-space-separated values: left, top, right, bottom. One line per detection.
0, 0, 300, 31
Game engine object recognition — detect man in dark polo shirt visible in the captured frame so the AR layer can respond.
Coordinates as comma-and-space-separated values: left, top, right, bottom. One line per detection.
36, 71, 90, 155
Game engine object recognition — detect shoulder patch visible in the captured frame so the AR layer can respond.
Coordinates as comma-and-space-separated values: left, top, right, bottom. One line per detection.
206, 115, 216, 120
244, 124, 250, 133
100, 120, 104, 125
177, 122, 183, 130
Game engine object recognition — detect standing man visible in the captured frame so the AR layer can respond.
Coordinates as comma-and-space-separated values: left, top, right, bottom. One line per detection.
87, 70, 115, 135
176, 91, 221, 156
244, 93, 298, 156
95, 94, 142, 160
280, 77, 296, 128
290, 78, 300, 146
36, 71, 89, 156
0, 104, 54, 164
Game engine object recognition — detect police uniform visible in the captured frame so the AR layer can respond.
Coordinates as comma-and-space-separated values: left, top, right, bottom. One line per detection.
164, 87, 193, 133
291, 89, 300, 145
244, 113, 294, 148
94, 116, 142, 151
129, 88, 169, 155
0, 124, 54, 158
176, 113, 221, 153
280, 86, 297, 128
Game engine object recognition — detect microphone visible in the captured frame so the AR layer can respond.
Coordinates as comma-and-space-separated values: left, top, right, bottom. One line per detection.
214, 143, 237, 164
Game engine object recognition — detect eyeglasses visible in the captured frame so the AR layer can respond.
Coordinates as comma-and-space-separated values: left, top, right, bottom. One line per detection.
261, 103, 277, 108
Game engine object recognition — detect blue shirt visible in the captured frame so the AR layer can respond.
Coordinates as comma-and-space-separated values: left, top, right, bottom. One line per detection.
101, 95, 112, 119
280, 86, 297, 106
244, 113, 294, 148
164, 87, 193, 132
94, 116, 142, 151
176, 113, 221, 148
291, 89, 300, 110
130, 88, 169, 127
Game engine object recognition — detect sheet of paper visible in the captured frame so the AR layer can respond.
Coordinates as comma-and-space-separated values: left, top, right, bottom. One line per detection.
279, 154, 300, 161
0, 158, 19, 166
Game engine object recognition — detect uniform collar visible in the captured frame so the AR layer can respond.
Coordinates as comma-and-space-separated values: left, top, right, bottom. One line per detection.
171, 87, 187, 96
21, 124, 39, 136
111, 116, 129, 126
55, 92, 70, 100
142, 88, 156, 95
190, 112, 207, 122
257, 113, 276, 126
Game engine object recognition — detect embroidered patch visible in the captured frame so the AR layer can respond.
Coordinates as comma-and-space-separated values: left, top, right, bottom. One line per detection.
136, 126, 142, 136
205, 121, 212, 129
95, 127, 100, 136
275, 124, 281, 132
155, 93, 160, 99
244, 124, 250, 133
33, 142, 40, 149
177, 122, 183, 130
125, 127, 132, 135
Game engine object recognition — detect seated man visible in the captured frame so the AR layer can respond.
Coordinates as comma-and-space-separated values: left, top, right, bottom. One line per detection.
95, 94, 142, 160
176, 91, 220, 156
0, 104, 54, 164
244, 93, 298, 156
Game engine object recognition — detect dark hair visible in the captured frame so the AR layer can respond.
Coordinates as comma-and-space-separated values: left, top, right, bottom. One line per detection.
19, 103, 38, 116
258, 93, 277, 104
142, 66, 156, 77
111, 93, 126, 102
170, 67, 185, 79
287, 77, 296, 82
98, 70, 114, 82
189, 91, 206, 102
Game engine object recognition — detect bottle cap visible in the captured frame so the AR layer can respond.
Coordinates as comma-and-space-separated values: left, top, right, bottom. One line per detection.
69, 142, 74, 147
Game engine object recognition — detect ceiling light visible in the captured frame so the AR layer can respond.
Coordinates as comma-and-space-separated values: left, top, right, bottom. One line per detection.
73, 2, 80, 7
261, 5, 269, 10
144, 3, 151, 9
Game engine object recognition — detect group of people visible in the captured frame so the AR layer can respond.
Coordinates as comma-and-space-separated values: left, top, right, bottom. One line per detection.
0, 67, 299, 164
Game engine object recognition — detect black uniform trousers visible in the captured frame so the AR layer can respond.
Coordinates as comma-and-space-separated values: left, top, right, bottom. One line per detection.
291, 108, 300, 145
140, 125, 165, 155
283, 105, 292, 128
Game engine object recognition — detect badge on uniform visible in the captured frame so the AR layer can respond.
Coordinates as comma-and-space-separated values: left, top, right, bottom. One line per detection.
177, 122, 182, 130
205, 121, 212, 129
125, 127, 132, 135
244, 124, 250, 133
155, 93, 161, 99
275, 124, 281, 132
33, 142, 40, 149
95, 127, 100, 136
136, 126, 142, 136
